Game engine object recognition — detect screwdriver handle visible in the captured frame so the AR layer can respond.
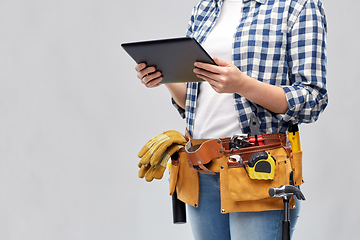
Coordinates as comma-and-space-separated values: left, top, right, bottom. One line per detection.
288, 124, 301, 152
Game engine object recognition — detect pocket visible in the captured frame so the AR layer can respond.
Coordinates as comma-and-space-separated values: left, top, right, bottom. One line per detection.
169, 160, 179, 196
176, 152, 199, 207
290, 151, 303, 186
227, 147, 291, 202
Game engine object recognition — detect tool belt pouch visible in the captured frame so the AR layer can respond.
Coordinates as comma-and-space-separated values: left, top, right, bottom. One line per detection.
168, 138, 223, 207
169, 149, 200, 207
225, 144, 303, 202
290, 151, 303, 186
169, 156, 179, 196
168, 135, 304, 210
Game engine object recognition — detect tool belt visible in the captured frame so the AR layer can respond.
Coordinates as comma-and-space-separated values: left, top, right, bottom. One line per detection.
169, 133, 303, 213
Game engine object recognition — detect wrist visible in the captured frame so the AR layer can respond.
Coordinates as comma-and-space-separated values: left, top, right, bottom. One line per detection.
235, 73, 257, 96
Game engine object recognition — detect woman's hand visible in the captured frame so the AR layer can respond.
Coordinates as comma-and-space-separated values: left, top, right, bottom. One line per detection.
135, 63, 163, 88
194, 57, 289, 114
193, 57, 245, 94
134, 62, 187, 109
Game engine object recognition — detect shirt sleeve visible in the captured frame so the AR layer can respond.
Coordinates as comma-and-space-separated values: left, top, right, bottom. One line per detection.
185, 6, 196, 38
172, 98, 186, 119
280, 0, 328, 124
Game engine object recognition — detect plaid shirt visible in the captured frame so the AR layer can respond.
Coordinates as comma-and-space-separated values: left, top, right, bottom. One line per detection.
173, 0, 328, 137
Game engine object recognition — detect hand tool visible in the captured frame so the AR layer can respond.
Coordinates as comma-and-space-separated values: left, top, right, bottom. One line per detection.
172, 188, 186, 224
269, 185, 306, 200
249, 113, 264, 146
269, 185, 306, 240
229, 134, 253, 151
288, 124, 301, 152
229, 154, 248, 175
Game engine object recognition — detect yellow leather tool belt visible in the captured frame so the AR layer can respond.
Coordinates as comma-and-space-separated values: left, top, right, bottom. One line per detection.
169, 133, 303, 213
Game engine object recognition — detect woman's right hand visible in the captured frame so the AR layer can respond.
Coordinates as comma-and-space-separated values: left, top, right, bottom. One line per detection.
135, 63, 163, 88
135, 63, 187, 109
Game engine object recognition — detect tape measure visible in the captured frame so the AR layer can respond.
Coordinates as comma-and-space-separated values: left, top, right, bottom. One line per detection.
248, 152, 276, 180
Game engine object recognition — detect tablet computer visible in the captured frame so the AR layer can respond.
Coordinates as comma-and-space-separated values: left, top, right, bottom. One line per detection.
121, 37, 215, 84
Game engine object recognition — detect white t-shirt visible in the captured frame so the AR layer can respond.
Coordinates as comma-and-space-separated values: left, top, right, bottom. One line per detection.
193, 0, 243, 139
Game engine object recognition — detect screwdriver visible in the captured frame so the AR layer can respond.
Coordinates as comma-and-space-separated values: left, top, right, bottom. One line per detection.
288, 124, 301, 152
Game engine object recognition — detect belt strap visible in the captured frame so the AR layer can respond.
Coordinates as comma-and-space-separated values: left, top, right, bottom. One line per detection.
182, 133, 287, 174
185, 139, 223, 174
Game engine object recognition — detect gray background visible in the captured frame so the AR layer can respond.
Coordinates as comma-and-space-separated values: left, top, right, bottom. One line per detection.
0, 0, 358, 239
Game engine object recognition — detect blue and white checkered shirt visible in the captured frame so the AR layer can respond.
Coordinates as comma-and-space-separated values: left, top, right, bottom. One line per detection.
173, 0, 328, 137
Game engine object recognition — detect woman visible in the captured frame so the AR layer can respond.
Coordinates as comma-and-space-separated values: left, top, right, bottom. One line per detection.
135, 0, 327, 239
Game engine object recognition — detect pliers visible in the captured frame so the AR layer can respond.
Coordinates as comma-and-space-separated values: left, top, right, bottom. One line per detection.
249, 113, 264, 146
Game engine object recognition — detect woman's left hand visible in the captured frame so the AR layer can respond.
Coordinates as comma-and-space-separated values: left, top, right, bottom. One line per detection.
193, 56, 289, 114
193, 57, 245, 94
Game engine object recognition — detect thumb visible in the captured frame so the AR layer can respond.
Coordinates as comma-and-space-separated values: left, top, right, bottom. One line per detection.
213, 56, 231, 67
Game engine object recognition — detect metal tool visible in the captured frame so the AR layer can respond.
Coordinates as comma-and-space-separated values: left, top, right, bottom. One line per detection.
269, 185, 306, 240
229, 154, 248, 175
249, 113, 264, 146
229, 134, 253, 151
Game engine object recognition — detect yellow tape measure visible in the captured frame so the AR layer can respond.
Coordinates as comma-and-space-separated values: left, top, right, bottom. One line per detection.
248, 152, 276, 180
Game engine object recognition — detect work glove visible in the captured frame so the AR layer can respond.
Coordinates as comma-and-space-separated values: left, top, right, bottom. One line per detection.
139, 144, 183, 182
138, 131, 186, 182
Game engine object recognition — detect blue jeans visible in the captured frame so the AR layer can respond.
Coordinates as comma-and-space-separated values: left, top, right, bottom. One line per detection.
188, 173, 301, 240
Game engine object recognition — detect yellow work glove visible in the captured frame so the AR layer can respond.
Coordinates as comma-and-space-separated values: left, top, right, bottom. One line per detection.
138, 130, 186, 167
138, 131, 186, 182
139, 144, 183, 182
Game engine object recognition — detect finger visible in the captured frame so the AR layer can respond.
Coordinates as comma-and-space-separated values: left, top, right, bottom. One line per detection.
137, 67, 157, 80
194, 71, 222, 92
135, 63, 147, 72
198, 76, 220, 92
144, 75, 163, 88
196, 73, 218, 86
142, 71, 162, 84
195, 56, 232, 73
194, 61, 221, 74
194, 68, 219, 82
212, 56, 231, 67
203, 78, 222, 93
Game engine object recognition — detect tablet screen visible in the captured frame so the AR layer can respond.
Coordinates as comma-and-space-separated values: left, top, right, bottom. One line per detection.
121, 37, 215, 83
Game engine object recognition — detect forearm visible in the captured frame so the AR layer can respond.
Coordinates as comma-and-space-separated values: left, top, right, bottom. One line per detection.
237, 75, 288, 114
165, 83, 187, 110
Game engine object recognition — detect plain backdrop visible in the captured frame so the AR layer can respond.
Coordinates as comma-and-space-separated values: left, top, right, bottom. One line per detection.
0, 0, 359, 239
